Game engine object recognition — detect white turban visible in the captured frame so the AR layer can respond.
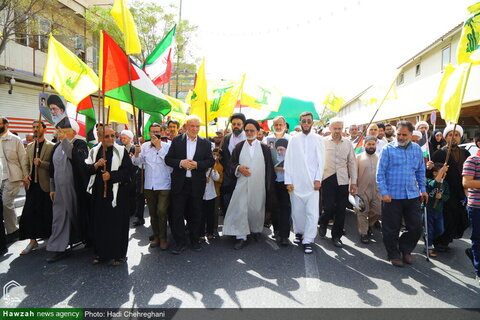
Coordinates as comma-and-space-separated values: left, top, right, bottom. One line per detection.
68, 118, 80, 134
415, 121, 429, 131
443, 124, 463, 138
121, 129, 134, 139
412, 130, 422, 138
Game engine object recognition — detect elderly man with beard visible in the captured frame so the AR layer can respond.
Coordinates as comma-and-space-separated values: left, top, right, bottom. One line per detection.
367, 124, 387, 154
220, 113, 247, 211
266, 116, 291, 142
222, 119, 275, 250
432, 125, 471, 252
355, 136, 381, 244
376, 121, 427, 267
284, 112, 325, 254
318, 117, 357, 248
348, 124, 360, 145
86, 127, 133, 265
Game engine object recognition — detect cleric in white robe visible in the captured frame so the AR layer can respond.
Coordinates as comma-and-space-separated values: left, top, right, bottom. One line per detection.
284, 112, 325, 254
222, 119, 276, 250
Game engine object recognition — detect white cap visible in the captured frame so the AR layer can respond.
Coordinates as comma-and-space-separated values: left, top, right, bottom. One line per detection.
415, 121, 429, 131
443, 124, 464, 138
69, 118, 80, 134
413, 130, 422, 138
121, 129, 134, 139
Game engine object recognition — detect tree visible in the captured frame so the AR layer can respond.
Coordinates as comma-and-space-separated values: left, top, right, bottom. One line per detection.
0, 0, 79, 57
86, 0, 198, 70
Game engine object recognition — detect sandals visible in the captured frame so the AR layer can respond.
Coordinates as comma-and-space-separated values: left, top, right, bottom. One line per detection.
20, 242, 38, 255
110, 257, 127, 266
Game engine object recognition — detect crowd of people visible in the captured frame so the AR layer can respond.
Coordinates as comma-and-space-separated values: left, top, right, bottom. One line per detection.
0, 109, 479, 285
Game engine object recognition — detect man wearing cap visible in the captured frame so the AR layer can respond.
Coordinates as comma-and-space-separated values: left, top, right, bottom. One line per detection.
412, 131, 422, 144
0, 116, 28, 243
355, 136, 381, 244
432, 124, 471, 251
223, 119, 276, 250
47, 118, 89, 263
220, 113, 246, 211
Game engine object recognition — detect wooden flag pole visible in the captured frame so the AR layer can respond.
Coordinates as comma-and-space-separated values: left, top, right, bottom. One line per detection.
204, 101, 209, 139
34, 83, 47, 184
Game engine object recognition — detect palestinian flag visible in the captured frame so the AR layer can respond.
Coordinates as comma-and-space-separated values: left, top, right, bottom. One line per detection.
77, 96, 96, 145
143, 25, 176, 85
354, 136, 364, 154
102, 31, 171, 115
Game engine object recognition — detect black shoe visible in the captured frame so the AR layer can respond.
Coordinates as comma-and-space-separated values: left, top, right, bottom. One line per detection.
360, 234, 370, 244
332, 238, 343, 248
132, 218, 145, 227
234, 239, 247, 250
170, 244, 186, 255
318, 225, 327, 238
280, 237, 289, 247
46, 251, 68, 263
367, 227, 374, 237
303, 243, 313, 254
293, 233, 302, 244
5, 230, 19, 244
191, 242, 202, 252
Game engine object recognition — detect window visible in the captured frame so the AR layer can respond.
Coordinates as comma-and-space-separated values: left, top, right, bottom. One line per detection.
397, 72, 404, 85
415, 64, 421, 76
442, 46, 451, 71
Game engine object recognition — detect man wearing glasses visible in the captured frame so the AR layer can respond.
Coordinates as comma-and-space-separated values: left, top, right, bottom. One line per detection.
284, 112, 325, 254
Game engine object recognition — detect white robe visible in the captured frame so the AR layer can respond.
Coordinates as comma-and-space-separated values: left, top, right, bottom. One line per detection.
284, 132, 325, 243
223, 141, 266, 236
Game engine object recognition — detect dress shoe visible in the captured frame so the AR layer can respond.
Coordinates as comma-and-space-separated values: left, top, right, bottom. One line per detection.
234, 239, 247, 250
332, 238, 343, 248
402, 253, 413, 265
170, 244, 186, 255
318, 225, 327, 238
132, 218, 145, 227
159, 240, 168, 250
46, 251, 68, 263
293, 234, 303, 244
360, 234, 370, 244
390, 258, 404, 267
5, 230, 19, 244
191, 242, 202, 252
280, 237, 289, 247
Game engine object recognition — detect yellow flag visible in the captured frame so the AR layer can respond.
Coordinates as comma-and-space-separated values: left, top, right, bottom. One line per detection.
360, 69, 399, 106
111, 0, 141, 55
189, 58, 209, 124
322, 90, 345, 112
164, 95, 188, 122
457, 3, 480, 65
429, 63, 471, 123
240, 76, 282, 112
104, 97, 132, 125
43, 34, 99, 105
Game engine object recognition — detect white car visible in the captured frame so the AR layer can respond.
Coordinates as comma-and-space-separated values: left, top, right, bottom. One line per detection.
459, 142, 479, 155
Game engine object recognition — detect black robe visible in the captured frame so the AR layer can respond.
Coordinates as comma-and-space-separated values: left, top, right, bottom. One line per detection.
431, 146, 471, 244
86, 146, 132, 260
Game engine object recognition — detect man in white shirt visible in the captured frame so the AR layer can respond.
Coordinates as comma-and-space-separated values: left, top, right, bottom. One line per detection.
133, 123, 172, 250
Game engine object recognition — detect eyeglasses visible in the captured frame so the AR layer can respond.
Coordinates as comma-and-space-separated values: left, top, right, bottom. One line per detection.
301, 119, 312, 124
244, 129, 256, 133
104, 134, 115, 138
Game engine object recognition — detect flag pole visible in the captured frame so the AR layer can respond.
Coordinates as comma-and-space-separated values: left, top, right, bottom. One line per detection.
204, 101, 209, 138
34, 83, 47, 184
354, 74, 399, 151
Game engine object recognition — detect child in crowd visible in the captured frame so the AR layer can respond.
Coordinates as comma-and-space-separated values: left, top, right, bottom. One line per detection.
200, 148, 223, 240
424, 162, 450, 257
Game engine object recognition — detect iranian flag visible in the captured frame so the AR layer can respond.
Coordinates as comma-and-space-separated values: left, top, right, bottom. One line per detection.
102, 31, 171, 115
143, 25, 176, 86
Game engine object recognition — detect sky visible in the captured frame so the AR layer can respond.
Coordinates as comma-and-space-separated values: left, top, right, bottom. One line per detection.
162, 0, 474, 107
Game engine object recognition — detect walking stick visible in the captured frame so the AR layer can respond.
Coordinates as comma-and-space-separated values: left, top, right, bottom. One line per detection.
423, 205, 430, 262
433, 123, 457, 209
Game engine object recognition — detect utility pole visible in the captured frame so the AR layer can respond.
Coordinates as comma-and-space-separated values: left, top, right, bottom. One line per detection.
175, 0, 182, 98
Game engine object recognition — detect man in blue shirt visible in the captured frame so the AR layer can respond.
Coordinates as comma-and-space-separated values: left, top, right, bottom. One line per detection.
376, 121, 428, 267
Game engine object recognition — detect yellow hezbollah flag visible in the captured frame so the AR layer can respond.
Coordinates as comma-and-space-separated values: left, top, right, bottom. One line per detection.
111, 0, 141, 55
457, 3, 480, 65
208, 75, 244, 120
429, 63, 471, 123
43, 34, 99, 105
104, 97, 132, 125
322, 90, 345, 112
240, 76, 282, 112
189, 58, 209, 124
164, 94, 188, 122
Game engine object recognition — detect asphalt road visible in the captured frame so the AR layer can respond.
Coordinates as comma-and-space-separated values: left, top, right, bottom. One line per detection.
1, 205, 479, 310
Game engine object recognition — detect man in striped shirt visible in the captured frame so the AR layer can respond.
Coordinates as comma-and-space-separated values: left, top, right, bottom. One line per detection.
462, 134, 480, 285
376, 121, 428, 267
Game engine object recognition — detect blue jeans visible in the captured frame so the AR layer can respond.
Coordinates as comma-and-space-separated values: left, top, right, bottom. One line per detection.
423, 208, 444, 249
467, 206, 480, 277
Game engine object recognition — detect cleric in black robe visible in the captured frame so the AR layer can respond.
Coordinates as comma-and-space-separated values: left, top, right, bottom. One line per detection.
86, 127, 132, 265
